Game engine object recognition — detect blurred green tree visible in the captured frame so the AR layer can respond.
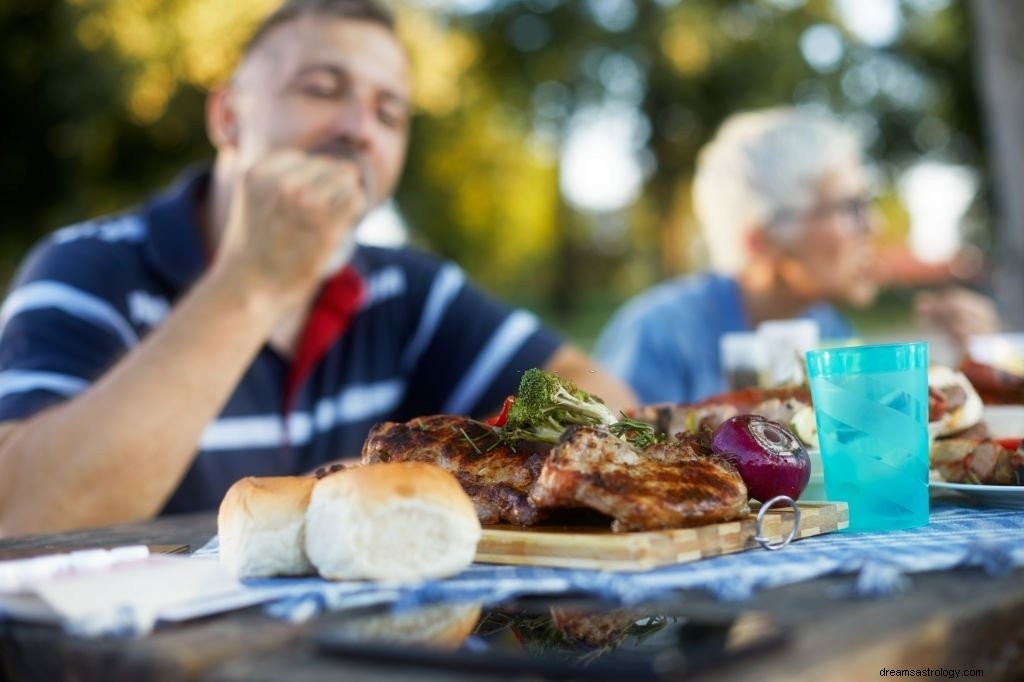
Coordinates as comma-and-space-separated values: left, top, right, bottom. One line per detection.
0, 0, 989, 343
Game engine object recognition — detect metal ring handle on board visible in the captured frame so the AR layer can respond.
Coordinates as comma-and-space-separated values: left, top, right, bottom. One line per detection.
753, 495, 800, 551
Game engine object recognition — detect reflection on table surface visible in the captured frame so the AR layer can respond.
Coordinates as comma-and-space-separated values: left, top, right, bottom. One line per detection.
316, 597, 786, 680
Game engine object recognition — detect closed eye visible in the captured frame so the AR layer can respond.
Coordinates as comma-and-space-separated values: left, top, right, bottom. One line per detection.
288, 64, 348, 100
378, 95, 409, 130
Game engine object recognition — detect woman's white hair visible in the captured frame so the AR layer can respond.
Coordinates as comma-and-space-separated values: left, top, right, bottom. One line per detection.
692, 107, 863, 274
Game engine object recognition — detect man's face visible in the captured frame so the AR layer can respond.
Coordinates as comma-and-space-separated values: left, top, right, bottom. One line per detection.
772, 160, 880, 308
225, 16, 411, 207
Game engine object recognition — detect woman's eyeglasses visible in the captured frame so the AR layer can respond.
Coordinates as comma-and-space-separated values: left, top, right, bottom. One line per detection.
772, 195, 874, 232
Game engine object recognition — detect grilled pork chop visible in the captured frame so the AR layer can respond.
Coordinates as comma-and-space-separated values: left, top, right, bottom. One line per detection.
361, 415, 550, 525
529, 426, 749, 532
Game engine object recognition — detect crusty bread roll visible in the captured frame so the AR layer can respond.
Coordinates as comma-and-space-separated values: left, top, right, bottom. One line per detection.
217, 476, 316, 578
305, 462, 481, 583
326, 601, 482, 651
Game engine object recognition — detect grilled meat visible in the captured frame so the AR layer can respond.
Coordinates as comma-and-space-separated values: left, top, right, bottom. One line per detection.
628, 386, 812, 438
641, 429, 715, 463
928, 384, 968, 423
529, 426, 749, 532
931, 438, 1024, 485
941, 422, 990, 441
361, 415, 550, 525
958, 358, 1024, 405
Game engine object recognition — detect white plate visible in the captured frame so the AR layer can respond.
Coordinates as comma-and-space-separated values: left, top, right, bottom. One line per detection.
930, 481, 1024, 509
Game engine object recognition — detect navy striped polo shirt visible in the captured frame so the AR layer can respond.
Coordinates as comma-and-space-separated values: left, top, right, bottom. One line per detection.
0, 170, 562, 513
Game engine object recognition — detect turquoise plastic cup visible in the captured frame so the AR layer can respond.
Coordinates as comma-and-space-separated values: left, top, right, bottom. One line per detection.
805, 342, 930, 532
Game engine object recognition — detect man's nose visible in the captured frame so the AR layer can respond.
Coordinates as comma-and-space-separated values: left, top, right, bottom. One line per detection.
331, 100, 374, 148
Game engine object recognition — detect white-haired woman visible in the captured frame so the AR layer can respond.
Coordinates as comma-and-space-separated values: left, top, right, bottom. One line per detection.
594, 107, 998, 404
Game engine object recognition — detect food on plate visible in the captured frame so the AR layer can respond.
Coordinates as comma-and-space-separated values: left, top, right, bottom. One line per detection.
958, 357, 1024, 405
529, 426, 748, 532
710, 415, 811, 502
928, 365, 984, 438
930, 438, 1024, 486
217, 476, 316, 578
305, 462, 481, 583
627, 386, 818, 449
694, 386, 812, 411
362, 414, 550, 525
749, 398, 818, 449
629, 363, 989, 450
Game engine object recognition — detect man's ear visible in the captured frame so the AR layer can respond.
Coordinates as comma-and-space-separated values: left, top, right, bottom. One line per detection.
206, 86, 239, 149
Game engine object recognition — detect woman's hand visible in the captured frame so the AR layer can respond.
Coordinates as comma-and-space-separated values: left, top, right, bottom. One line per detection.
914, 287, 1001, 354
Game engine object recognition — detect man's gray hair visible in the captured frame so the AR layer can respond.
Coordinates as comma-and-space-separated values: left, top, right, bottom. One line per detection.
692, 107, 863, 274
243, 0, 395, 58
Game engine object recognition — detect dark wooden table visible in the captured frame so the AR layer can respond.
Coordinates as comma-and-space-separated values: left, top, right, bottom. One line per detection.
2, 508, 1024, 682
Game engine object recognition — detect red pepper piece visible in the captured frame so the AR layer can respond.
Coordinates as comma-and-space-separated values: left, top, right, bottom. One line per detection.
485, 395, 515, 427
995, 438, 1022, 451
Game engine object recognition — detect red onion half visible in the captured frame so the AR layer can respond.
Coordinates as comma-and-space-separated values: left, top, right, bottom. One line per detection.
710, 414, 811, 502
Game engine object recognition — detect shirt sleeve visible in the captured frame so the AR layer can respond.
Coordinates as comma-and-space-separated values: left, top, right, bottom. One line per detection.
0, 237, 136, 422
805, 304, 856, 340
395, 258, 562, 420
594, 309, 695, 405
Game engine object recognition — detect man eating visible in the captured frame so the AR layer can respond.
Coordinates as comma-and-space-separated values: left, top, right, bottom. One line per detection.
0, 0, 634, 535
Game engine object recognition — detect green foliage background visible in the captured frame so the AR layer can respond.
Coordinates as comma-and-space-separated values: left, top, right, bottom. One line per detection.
0, 0, 986, 347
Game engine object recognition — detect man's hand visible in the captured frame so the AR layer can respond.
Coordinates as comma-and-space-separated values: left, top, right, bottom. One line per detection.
0, 148, 374, 534
914, 286, 1001, 354
216, 149, 368, 314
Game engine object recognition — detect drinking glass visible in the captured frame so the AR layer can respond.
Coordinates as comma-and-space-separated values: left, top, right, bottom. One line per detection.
805, 342, 930, 531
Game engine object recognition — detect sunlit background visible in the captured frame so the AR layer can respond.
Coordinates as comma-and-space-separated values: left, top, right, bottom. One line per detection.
0, 0, 998, 347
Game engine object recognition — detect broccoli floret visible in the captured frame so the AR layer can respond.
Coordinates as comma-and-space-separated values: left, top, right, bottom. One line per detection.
500, 368, 619, 444
497, 368, 662, 448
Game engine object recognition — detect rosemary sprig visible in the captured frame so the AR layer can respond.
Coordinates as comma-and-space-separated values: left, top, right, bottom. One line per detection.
459, 427, 482, 454
458, 425, 507, 454
609, 414, 660, 449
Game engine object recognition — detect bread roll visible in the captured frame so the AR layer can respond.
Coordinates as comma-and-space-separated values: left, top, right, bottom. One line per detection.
325, 601, 482, 651
217, 476, 316, 578
305, 462, 481, 583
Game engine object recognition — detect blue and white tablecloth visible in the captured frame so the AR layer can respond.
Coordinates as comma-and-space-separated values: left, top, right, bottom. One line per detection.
194, 500, 1024, 624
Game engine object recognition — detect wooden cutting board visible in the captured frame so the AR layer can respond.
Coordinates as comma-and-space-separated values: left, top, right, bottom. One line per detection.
475, 501, 848, 571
